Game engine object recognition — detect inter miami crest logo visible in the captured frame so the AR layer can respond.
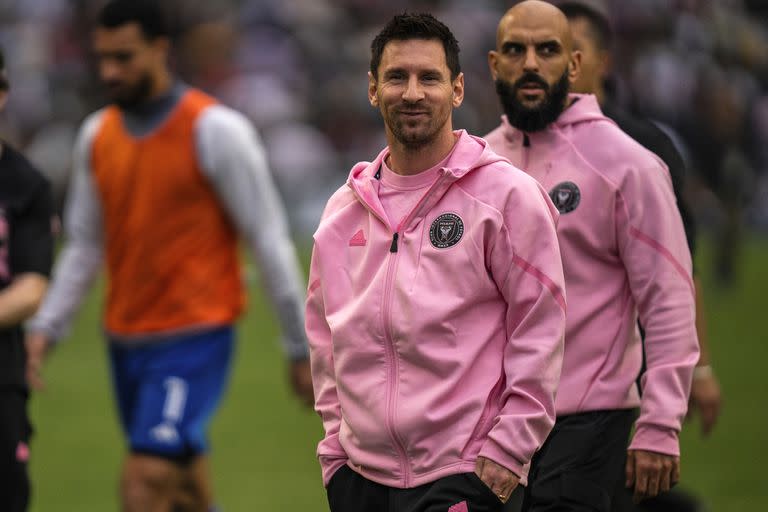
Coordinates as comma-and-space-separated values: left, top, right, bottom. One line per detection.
549, 181, 581, 213
429, 213, 464, 249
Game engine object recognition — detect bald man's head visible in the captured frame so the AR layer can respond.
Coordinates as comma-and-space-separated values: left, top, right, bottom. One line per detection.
497, 1, 574, 52
488, 0, 581, 131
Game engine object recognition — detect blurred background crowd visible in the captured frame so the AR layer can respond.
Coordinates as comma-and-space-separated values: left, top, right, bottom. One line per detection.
0, 0, 767, 282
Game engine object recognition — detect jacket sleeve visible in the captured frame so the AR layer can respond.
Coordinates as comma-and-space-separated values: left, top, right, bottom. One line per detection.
305, 244, 348, 486
478, 174, 566, 478
616, 161, 699, 457
196, 105, 309, 360
642, 122, 697, 259
27, 111, 105, 342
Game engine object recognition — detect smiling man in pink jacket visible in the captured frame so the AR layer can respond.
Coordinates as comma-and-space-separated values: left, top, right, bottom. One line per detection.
484, 2, 700, 510
306, 12, 567, 512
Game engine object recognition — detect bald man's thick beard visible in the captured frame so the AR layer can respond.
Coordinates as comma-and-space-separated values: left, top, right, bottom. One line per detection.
495, 70, 570, 133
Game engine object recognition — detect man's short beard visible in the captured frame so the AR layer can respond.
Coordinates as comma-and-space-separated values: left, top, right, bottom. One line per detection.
495, 70, 570, 132
391, 121, 432, 150
107, 73, 154, 110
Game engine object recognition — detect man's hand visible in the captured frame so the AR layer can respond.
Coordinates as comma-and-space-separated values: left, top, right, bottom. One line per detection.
688, 370, 722, 437
475, 456, 519, 504
25, 331, 52, 391
625, 449, 680, 503
288, 358, 314, 408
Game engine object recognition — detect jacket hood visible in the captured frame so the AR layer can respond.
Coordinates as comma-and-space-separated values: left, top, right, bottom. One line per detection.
348, 129, 507, 187
346, 130, 508, 229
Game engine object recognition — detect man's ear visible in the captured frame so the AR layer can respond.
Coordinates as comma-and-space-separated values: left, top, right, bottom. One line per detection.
0, 90, 8, 112
452, 72, 465, 108
488, 50, 500, 81
368, 71, 378, 107
568, 50, 582, 84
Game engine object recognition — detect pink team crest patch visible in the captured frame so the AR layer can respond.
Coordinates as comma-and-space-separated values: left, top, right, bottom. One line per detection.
448, 501, 468, 512
16, 442, 29, 462
349, 229, 367, 247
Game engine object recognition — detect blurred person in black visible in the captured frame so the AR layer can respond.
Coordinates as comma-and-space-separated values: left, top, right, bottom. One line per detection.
0, 46, 54, 512
558, 2, 721, 511
685, 67, 754, 287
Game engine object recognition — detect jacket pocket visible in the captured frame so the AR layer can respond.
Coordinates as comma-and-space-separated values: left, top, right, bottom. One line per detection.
461, 375, 504, 459
465, 472, 505, 507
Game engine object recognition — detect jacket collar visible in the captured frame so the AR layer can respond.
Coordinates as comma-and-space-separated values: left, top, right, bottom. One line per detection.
347, 130, 505, 230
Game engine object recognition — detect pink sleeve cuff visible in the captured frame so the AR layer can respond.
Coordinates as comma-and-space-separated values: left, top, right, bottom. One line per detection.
318, 432, 349, 486
628, 424, 680, 457
320, 456, 349, 487
478, 439, 526, 484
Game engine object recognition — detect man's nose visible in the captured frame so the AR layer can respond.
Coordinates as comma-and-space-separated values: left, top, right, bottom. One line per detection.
523, 46, 539, 73
402, 75, 425, 102
100, 59, 121, 83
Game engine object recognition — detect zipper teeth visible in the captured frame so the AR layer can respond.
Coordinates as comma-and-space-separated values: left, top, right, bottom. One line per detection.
382, 249, 410, 486
349, 171, 451, 488
398, 172, 449, 230
380, 173, 449, 488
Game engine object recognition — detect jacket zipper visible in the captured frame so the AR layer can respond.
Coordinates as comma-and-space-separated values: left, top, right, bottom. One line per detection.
347, 180, 411, 484
382, 172, 452, 487
381, 243, 408, 485
395, 171, 451, 240
390, 232, 399, 252
350, 171, 451, 487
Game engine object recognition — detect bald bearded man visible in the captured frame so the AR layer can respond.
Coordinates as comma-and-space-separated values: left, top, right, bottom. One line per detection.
484, 2, 699, 510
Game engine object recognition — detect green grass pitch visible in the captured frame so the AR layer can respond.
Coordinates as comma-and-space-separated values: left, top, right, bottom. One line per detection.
28, 236, 768, 511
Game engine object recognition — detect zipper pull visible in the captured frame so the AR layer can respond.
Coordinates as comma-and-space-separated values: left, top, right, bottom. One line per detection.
390, 232, 399, 253
523, 133, 530, 147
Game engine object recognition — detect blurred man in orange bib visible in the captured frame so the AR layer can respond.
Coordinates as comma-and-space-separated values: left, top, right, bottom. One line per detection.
24, 2, 312, 511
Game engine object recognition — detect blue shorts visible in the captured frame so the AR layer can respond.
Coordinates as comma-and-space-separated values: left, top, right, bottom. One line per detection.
108, 326, 234, 459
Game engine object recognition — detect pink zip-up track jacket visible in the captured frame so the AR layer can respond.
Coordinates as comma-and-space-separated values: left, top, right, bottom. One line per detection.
306, 131, 566, 489
485, 94, 699, 457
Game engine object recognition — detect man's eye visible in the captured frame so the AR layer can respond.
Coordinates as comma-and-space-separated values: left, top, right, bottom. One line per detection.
539, 44, 559, 55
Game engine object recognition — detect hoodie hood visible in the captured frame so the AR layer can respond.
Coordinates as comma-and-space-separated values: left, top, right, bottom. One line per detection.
346, 130, 508, 229
348, 129, 506, 184
552, 93, 606, 127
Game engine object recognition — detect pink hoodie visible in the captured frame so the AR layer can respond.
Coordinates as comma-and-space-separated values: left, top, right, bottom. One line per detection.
306, 131, 566, 489
484, 94, 699, 457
